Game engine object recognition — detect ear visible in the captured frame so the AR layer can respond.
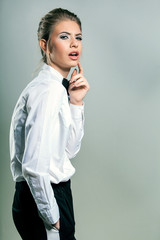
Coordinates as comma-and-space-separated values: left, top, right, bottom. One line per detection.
40, 39, 47, 53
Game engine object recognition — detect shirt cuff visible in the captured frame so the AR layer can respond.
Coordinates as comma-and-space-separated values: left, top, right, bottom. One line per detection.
41, 201, 60, 227
50, 202, 60, 225
69, 102, 84, 120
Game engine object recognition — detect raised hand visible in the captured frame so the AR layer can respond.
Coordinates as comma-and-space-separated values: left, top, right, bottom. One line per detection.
69, 62, 90, 105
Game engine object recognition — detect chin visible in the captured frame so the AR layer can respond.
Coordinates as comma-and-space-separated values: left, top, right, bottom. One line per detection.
70, 61, 79, 67
63, 60, 79, 70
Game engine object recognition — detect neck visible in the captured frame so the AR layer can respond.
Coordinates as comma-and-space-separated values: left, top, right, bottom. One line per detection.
49, 63, 70, 79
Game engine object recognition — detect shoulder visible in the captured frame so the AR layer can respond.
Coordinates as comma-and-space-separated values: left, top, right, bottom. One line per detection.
26, 69, 64, 95
17, 65, 67, 108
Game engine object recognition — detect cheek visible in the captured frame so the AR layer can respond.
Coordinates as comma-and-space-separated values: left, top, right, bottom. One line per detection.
50, 42, 63, 56
55, 42, 67, 56
79, 44, 83, 56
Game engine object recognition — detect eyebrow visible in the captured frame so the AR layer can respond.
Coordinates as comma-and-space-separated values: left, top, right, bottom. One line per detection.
59, 31, 82, 36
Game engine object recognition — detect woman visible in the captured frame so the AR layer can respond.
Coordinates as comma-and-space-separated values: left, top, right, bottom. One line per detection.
10, 8, 89, 240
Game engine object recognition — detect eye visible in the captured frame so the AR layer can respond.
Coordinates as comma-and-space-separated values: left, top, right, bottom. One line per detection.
76, 36, 82, 41
60, 35, 68, 40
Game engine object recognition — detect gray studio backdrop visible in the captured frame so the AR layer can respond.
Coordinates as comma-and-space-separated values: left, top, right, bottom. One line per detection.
1, 0, 160, 239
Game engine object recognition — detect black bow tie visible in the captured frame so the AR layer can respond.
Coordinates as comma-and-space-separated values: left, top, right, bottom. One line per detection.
62, 78, 69, 95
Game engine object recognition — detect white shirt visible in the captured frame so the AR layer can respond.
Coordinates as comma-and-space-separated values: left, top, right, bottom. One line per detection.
9, 63, 84, 227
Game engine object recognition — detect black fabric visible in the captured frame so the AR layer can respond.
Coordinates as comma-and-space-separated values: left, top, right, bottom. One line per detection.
12, 180, 76, 240
62, 78, 69, 95
12, 181, 47, 240
51, 181, 76, 240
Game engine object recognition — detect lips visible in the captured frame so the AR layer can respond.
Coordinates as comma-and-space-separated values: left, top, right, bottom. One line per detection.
68, 51, 79, 60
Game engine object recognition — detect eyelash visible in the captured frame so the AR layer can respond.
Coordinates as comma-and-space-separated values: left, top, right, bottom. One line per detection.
76, 36, 82, 41
60, 35, 82, 41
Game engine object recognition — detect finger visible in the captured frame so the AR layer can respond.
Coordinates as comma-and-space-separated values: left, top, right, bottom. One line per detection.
70, 84, 86, 91
71, 78, 84, 86
78, 62, 83, 75
69, 79, 86, 90
74, 82, 87, 88
71, 77, 89, 87
71, 68, 77, 78
70, 73, 83, 83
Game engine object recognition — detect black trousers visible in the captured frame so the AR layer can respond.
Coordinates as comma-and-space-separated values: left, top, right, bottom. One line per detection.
12, 180, 76, 240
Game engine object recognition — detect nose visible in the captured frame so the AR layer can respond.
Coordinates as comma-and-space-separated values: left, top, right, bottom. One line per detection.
70, 37, 78, 48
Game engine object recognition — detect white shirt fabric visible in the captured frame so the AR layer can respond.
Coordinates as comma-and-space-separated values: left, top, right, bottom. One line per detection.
9, 63, 84, 227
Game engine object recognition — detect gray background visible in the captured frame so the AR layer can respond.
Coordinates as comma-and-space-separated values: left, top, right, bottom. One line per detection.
1, 0, 160, 239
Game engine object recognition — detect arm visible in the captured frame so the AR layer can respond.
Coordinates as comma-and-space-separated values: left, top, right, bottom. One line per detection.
22, 83, 64, 229
66, 62, 90, 159
65, 103, 84, 159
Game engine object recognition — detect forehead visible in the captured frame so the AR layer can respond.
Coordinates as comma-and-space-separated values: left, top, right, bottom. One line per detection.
53, 20, 81, 35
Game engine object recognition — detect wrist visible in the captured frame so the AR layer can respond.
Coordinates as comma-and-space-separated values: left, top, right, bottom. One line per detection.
70, 99, 83, 105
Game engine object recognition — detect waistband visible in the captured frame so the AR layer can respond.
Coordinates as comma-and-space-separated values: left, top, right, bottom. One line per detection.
15, 179, 71, 190
51, 179, 71, 188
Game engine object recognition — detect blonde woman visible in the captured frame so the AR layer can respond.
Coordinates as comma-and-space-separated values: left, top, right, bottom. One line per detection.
10, 8, 89, 240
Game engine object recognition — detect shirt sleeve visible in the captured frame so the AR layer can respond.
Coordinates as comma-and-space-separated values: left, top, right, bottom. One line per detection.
65, 103, 85, 159
22, 83, 64, 228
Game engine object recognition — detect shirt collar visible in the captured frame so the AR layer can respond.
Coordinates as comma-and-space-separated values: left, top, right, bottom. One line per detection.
42, 63, 64, 83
